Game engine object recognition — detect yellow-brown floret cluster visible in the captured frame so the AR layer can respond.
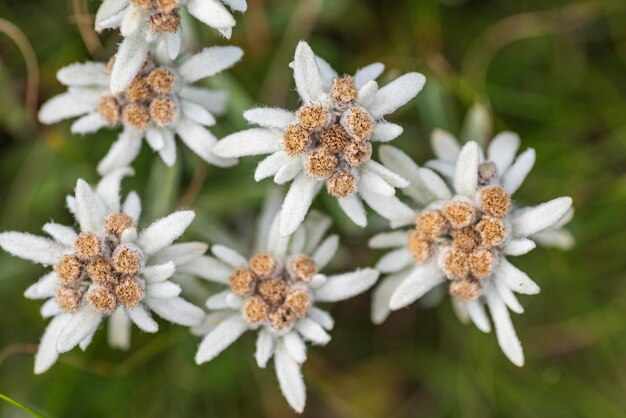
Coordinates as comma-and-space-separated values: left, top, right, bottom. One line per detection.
53, 212, 145, 314
130, 0, 181, 33
282, 75, 375, 198
100, 58, 177, 130
229, 252, 317, 331
406, 185, 512, 301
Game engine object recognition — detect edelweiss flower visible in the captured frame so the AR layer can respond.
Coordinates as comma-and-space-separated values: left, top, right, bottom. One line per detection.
0, 169, 208, 373
213, 41, 425, 236
427, 129, 574, 249
192, 210, 379, 412
370, 140, 573, 366
95, 0, 247, 92
38, 47, 242, 175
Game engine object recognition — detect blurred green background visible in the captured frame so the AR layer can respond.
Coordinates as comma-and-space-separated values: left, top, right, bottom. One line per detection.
1, 0, 625, 416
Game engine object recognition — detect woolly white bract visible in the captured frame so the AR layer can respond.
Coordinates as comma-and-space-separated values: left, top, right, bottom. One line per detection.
0, 169, 208, 374
95, 0, 247, 92
370, 139, 573, 366
213, 41, 426, 237
192, 208, 379, 413
38, 47, 243, 175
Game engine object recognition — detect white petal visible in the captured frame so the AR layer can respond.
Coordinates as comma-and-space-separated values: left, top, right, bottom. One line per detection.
368, 72, 426, 119
465, 300, 491, 333
95, 0, 128, 30
431, 129, 461, 162
110, 28, 149, 94
191, 310, 233, 336
122, 191, 141, 221
126, 305, 159, 332
425, 159, 455, 180
283, 332, 307, 364
495, 258, 540, 295
25, 272, 59, 299
485, 290, 524, 366
178, 46, 242, 83
356, 80, 378, 108
307, 307, 334, 330
34, 314, 71, 374
389, 261, 444, 310
71, 113, 108, 134
38, 92, 93, 124
195, 314, 248, 364
142, 262, 176, 283
293, 41, 325, 103
502, 148, 535, 194
512, 197, 573, 237
363, 160, 409, 188
0, 232, 66, 266
302, 211, 332, 253
274, 340, 306, 413
120, 3, 143, 36
57, 307, 103, 353
311, 235, 338, 270
138, 211, 195, 255
120, 227, 137, 243
244, 108, 295, 129
163, 31, 181, 60
186, 0, 236, 32
158, 128, 177, 166
503, 238, 536, 256
75, 179, 105, 232
359, 187, 414, 227
255, 151, 290, 181
273, 159, 302, 185
205, 290, 233, 309
375, 248, 413, 273
144, 127, 164, 151
213, 128, 282, 158
337, 194, 367, 227
108, 308, 131, 350
255, 328, 274, 368
150, 242, 208, 265
176, 119, 236, 167
40, 298, 61, 318
531, 229, 575, 250
418, 168, 452, 201
279, 173, 319, 237
495, 279, 524, 314
179, 86, 227, 114
314, 268, 379, 302
487, 131, 520, 174
453, 141, 479, 197
211, 245, 247, 267
42, 223, 77, 248
96, 166, 134, 213
147, 281, 182, 298
368, 231, 408, 249
371, 270, 409, 324
354, 62, 384, 88
371, 122, 403, 142
222, 0, 247, 12
181, 100, 216, 126
178, 255, 232, 283
146, 296, 204, 326
295, 318, 331, 345
97, 129, 143, 175
361, 170, 395, 197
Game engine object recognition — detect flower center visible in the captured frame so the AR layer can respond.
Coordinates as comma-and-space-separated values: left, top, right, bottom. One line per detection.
53, 213, 145, 314
229, 252, 317, 331
130, 0, 181, 33
282, 75, 374, 198
100, 58, 177, 130
406, 182, 512, 301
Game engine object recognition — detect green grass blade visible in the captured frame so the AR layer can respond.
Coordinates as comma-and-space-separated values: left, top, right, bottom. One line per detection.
0, 393, 47, 418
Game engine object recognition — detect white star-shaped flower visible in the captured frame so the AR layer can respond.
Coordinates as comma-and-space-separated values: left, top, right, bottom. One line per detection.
38, 47, 242, 175
95, 0, 247, 92
213, 41, 426, 236
369, 139, 573, 366
192, 209, 379, 413
0, 168, 208, 374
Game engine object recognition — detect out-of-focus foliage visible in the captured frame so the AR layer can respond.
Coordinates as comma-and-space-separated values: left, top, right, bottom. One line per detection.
0, 0, 625, 417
